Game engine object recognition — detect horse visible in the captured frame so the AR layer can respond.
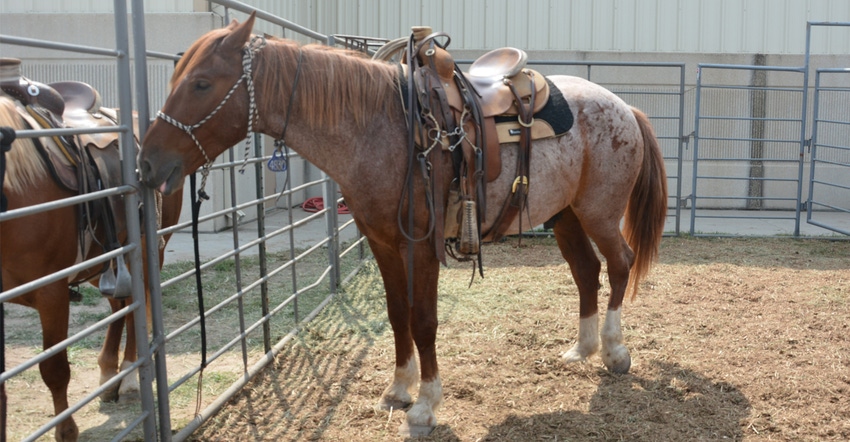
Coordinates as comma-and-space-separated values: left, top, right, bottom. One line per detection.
0, 91, 182, 441
137, 13, 667, 436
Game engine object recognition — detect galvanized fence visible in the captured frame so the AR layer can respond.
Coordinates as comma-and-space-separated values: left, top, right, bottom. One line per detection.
138, 2, 368, 442
0, 1, 159, 441
0, 1, 366, 441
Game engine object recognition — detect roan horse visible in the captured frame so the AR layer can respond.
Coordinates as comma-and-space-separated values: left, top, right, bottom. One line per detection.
0, 85, 181, 441
138, 14, 667, 436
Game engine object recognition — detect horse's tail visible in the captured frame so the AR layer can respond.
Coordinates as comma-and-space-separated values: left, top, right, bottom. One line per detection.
624, 107, 668, 300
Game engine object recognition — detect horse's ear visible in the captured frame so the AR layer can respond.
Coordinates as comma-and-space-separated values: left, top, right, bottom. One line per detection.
222, 11, 256, 51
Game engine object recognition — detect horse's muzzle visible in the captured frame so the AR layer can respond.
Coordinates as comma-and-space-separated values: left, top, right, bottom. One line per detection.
138, 155, 183, 195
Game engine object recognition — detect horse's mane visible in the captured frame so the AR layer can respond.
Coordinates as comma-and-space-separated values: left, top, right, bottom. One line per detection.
258, 39, 401, 129
0, 95, 48, 194
172, 28, 401, 131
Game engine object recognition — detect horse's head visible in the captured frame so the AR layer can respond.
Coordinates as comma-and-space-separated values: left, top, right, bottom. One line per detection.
138, 13, 257, 195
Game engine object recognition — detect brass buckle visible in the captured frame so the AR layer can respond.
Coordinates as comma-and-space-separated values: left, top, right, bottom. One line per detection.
512, 176, 529, 193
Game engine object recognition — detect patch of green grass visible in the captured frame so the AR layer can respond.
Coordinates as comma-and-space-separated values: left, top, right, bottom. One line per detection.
158, 240, 369, 358
71, 285, 103, 306
168, 369, 241, 425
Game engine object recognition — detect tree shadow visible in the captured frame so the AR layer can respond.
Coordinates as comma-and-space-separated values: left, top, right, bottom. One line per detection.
479, 360, 750, 441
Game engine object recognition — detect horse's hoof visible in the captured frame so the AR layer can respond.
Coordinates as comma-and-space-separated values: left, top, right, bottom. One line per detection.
560, 348, 587, 364
398, 421, 435, 437
603, 351, 631, 374
378, 396, 412, 411
99, 386, 120, 403
56, 419, 79, 442
561, 341, 597, 364
118, 389, 141, 404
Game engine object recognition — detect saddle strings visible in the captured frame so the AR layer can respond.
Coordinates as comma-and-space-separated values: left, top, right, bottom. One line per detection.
156, 35, 266, 199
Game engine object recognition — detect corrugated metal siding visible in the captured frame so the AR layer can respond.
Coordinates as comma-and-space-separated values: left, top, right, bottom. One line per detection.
0, 0, 196, 13
2, 0, 849, 54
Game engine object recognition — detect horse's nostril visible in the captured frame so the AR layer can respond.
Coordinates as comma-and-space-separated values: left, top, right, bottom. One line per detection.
138, 158, 152, 181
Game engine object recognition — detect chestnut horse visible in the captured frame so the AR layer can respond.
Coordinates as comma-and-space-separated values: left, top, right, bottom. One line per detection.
0, 94, 182, 441
138, 14, 667, 436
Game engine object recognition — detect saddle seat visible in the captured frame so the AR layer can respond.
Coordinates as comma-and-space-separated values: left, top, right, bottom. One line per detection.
51, 81, 102, 114
464, 48, 549, 118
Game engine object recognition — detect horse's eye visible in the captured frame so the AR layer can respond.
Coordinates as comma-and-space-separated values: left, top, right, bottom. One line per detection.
195, 80, 211, 92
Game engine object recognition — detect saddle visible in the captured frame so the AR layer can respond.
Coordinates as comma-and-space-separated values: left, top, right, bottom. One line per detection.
1, 58, 132, 298
399, 29, 570, 269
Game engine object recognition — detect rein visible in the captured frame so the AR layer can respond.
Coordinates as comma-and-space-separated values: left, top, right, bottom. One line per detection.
156, 35, 266, 200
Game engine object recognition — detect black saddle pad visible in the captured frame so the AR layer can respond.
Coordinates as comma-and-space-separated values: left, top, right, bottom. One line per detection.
494, 76, 574, 137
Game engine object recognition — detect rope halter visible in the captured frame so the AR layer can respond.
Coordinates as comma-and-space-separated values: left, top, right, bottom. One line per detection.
156, 35, 266, 199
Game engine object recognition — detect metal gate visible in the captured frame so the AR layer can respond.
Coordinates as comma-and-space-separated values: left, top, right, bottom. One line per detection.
808, 67, 850, 235
690, 21, 850, 238
691, 62, 809, 236
806, 22, 850, 235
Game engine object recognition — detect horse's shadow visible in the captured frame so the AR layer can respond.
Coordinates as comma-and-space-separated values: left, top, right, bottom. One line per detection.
475, 360, 750, 441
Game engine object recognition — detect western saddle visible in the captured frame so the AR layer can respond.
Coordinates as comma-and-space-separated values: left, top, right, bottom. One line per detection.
1, 57, 133, 298
395, 28, 560, 271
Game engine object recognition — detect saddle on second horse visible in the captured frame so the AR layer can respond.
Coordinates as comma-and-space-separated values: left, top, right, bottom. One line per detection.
0, 57, 132, 298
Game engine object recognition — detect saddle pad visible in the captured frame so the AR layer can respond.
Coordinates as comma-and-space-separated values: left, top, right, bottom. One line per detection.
493, 77, 573, 139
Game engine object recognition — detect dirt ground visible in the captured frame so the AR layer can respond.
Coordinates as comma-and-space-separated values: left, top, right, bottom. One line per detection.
5, 236, 849, 441
188, 236, 849, 441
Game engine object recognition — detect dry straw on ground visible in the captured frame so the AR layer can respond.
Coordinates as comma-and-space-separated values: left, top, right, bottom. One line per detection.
4, 236, 848, 441
192, 236, 849, 441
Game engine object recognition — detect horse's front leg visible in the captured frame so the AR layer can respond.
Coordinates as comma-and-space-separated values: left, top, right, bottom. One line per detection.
98, 299, 125, 402
400, 242, 442, 437
118, 305, 140, 400
369, 238, 443, 436
370, 240, 418, 411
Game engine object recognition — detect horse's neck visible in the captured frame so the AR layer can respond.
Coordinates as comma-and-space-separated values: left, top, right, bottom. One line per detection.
267, 114, 406, 193
252, 43, 408, 191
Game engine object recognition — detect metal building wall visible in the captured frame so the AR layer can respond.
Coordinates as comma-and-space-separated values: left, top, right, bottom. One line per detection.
4, 0, 849, 54
213, 0, 850, 54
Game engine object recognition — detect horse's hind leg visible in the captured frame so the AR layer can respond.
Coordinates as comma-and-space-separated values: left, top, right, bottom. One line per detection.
36, 285, 79, 441
581, 217, 635, 374
552, 208, 602, 364
99, 299, 141, 402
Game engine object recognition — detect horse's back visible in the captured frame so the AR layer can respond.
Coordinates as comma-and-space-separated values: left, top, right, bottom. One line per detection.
482, 75, 646, 235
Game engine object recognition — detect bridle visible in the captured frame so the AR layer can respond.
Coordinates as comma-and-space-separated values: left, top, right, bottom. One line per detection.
156, 35, 267, 198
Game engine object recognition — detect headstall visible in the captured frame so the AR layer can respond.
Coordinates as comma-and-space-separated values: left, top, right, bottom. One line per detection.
156, 35, 266, 199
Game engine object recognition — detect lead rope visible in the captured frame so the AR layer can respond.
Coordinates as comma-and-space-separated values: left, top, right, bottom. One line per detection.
238, 36, 266, 173
190, 172, 208, 418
